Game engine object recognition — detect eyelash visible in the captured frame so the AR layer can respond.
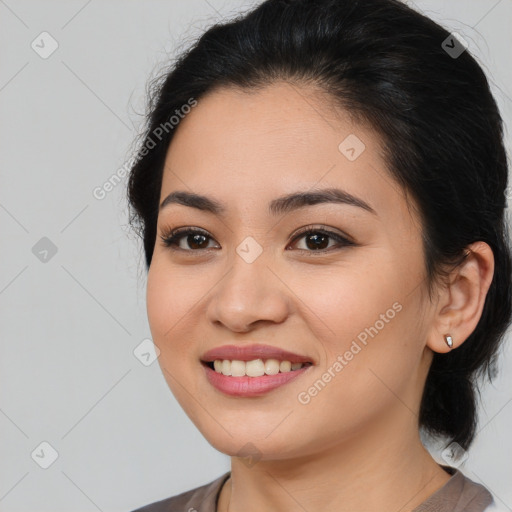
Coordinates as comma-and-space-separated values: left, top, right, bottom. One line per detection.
159, 225, 355, 254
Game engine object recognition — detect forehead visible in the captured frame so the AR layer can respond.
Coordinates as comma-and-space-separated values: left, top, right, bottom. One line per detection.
159, 82, 415, 230
167, 81, 369, 159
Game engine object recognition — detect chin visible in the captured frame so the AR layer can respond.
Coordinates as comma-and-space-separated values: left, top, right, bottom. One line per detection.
202, 432, 301, 462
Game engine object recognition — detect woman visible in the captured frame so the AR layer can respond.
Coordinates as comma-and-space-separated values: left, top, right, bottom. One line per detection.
127, 0, 511, 510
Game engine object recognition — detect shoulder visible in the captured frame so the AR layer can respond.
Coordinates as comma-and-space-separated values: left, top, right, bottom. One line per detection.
484, 502, 509, 512
129, 472, 230, 512
455, 470, 499, 512
413, 466, 495, 512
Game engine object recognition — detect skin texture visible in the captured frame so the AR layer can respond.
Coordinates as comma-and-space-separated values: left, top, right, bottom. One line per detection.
146, 81, 495, 512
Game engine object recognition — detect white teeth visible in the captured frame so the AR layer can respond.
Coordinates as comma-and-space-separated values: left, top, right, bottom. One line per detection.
246, 359, 265, 377
264, 359, 280, 375
221, 359, 231, 376
210, 358, 308, 376
279, 360, 292, 372
230, 360, 246, 377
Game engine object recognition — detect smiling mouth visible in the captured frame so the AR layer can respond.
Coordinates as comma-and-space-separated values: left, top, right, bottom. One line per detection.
201, 359, 313, 376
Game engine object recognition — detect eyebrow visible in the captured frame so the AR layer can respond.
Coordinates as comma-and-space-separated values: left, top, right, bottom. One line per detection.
159, 188, 377, 217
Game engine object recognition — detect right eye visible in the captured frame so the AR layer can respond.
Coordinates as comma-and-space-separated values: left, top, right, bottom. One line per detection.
159, 227, 219, 251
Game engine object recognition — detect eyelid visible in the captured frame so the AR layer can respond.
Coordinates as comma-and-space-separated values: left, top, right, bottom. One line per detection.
159, 226, 218, 252
159, 224, 355, 253
289, 224, 355, 245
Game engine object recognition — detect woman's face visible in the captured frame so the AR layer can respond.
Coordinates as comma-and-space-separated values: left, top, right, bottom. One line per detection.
146, 82, 436, 460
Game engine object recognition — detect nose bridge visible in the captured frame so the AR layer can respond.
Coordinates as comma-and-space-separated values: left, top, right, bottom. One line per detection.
207, 241, 289, 331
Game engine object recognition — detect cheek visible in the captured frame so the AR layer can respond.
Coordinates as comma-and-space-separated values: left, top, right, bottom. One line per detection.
145, 260, 206, 412
288, 262, 420, 410
146, 259, 200, 362
147, 258, 200, 335
146, 263, 173, 343
288, 259, 402, 349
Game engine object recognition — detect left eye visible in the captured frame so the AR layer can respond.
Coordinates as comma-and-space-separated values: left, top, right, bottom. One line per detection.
159, 227, 354, 253
289, 228, 353, 252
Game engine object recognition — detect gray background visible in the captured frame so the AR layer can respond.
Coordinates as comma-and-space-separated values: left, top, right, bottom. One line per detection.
0, 1, 511, 511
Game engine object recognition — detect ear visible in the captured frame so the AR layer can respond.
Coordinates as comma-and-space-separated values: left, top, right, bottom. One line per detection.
425, 241, 495, 353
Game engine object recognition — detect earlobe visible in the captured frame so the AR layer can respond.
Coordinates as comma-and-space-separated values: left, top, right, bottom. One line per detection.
426, 241, 495, 354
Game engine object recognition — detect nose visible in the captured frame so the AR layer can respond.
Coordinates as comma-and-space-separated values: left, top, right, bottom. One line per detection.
206, 250, 290, 332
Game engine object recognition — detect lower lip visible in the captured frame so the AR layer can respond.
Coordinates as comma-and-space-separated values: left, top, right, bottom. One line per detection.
202, 362, 312, 397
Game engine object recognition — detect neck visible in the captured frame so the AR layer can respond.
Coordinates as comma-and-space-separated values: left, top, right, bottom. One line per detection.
218, 413, 451, 512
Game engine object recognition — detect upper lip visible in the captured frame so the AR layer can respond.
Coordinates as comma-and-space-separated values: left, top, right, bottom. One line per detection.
201, 344, 314, 364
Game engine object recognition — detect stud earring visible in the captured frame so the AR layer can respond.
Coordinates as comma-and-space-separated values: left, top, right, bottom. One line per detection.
444, 334, 453, 349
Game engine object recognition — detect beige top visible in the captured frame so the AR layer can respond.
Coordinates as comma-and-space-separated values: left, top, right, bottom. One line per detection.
130, 465, 494, 512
